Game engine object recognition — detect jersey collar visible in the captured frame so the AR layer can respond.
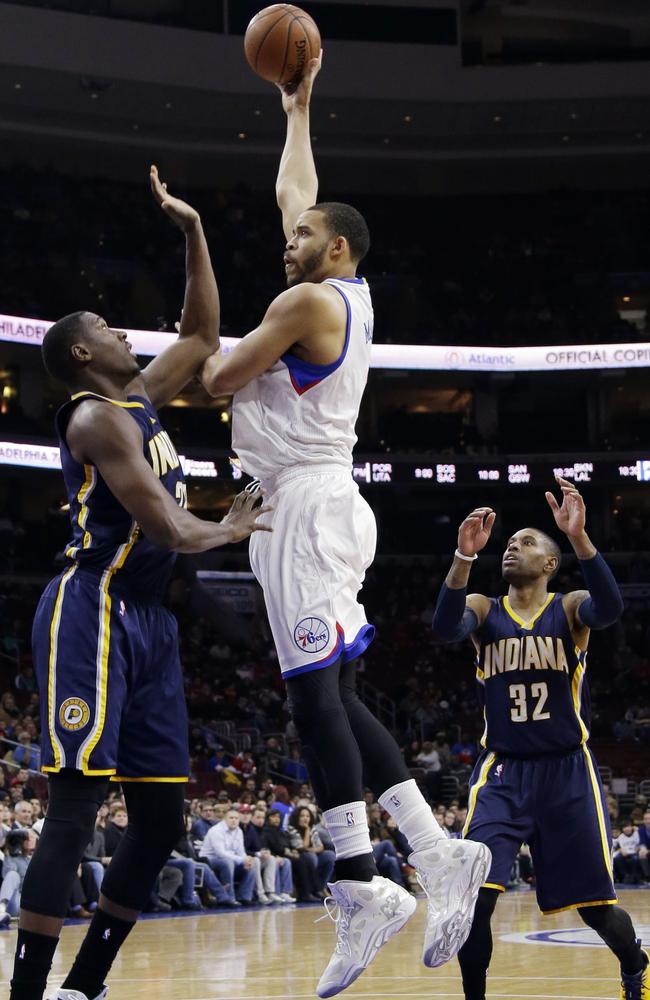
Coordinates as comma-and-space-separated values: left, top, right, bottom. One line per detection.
503, 592, 555, 630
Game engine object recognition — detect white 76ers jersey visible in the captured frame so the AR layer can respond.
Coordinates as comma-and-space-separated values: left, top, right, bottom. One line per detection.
232, 277, 374, 484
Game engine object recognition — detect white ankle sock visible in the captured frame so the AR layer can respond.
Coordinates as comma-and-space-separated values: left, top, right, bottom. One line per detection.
323, 801, 373, 859
378, 779, 443, 852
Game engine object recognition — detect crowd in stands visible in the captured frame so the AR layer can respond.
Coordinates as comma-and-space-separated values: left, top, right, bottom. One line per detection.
1, 167, 648, 351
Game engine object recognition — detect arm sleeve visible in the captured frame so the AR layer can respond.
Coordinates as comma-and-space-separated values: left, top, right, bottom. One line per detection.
432, 583, 479, 642
576, 553, 624, 629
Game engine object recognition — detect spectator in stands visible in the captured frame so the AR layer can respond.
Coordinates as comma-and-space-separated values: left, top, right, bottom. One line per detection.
10, 768, 36, 801
638, 809, 650, 881
613, 818, 642, 884
0, 827, 36, 926
287, 806, 335, 897
191, 799, 219, 840
366, 808, 407, 887
81, 826, 109, 897
231, 750, 257, 780
0, 693, 19, 727
11, 800, 33, 829
414, 740, 443, 802
0, 802, 12, 846
450, 732, 477, 767
270, 785, 292, 825
242, 805, 284, 904
4, 731, 40, 770
199, 807, 256, 905
167, 813, 230, 909
261, 809, 303, 902
264, 736, 284, 775
283, 746, 310, 784
443, 810, 459, 838
104, 803, 128, 856
207, 747, 241, 788
433, 732, 451, 768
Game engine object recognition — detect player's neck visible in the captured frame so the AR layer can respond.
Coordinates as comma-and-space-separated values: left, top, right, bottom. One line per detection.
321, 265, 358, 282
73, 373, 130, 402
506, 581, 550, 615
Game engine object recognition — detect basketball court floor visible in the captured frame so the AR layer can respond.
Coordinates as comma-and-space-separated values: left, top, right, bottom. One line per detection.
0, 890, 647, 999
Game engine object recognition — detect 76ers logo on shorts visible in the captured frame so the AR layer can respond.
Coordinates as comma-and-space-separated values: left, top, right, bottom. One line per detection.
294, 617, 330, 654
59, 697, 91, 732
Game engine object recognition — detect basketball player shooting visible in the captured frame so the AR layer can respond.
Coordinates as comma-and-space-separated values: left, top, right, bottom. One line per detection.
200, 55, 490, 998
432, 478, 649, 1000
9, 168, 270, 1000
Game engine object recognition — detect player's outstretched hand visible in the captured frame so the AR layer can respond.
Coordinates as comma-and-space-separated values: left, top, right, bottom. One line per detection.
221, 487, 273, 543
150, 165, 200, 233
457, 507, 496, 557
545, 476, 586, 538
278, 50, 322, 113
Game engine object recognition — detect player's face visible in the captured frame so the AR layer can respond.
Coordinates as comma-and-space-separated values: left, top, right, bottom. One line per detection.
284, 211, 332, 287
502, 529, 552, 583
79, 313, 140, 378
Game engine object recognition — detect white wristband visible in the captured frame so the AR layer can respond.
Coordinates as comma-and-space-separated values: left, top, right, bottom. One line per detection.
455, 548, 478, 562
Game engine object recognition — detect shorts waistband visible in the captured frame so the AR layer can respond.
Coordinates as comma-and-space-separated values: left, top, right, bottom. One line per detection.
261, 463, 351, 494
71, 568, 165, 606
489, 746, 584, 762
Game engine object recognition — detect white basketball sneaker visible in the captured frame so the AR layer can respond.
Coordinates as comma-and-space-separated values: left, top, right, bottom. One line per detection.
409, 839, 492, 968
316, 876, 417, 998
51, 989, 108, 1000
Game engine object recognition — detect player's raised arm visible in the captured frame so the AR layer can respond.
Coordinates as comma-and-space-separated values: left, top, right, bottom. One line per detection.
135, 165, 220, 407
545, 477, 623, 632
66, 401, 270, 552
431, 508, 495, 642
276, 53, 322, 242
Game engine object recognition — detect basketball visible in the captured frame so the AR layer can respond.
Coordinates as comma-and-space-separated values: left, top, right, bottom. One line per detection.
244, 4, 321, 86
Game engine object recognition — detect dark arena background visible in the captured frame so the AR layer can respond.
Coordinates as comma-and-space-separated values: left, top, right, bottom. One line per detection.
0, 2, 649, 999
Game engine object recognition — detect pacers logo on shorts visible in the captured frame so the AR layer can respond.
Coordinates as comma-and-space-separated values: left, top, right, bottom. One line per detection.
294, 617, 330, 654
59, 697, 91, 731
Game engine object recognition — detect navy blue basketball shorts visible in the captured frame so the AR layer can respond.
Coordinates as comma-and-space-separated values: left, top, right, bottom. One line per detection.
33, 568, 189, 782
463, 747, 616, 914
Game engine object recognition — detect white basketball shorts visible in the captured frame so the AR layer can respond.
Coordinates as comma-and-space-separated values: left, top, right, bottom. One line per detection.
248, 465, 377, 677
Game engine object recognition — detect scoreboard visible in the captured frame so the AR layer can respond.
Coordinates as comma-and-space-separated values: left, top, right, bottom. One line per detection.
351, 457, 650, 488
1, 440, 649, 488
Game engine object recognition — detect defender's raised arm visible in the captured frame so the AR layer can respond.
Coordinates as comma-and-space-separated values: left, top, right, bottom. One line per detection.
137, 165, 220, 407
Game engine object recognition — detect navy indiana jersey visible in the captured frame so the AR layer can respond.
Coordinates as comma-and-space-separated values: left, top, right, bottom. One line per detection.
474, 593, 590, 756
56, 390, 186, 601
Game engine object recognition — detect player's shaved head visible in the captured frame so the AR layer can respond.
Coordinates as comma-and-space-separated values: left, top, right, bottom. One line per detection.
310, 202, 370, 264
41, 311, 92, 384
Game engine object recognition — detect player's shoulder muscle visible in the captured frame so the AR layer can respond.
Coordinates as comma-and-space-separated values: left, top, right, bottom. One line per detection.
67, 398, 142, 466
467, 593, 492, 625
266, 282, 343, 333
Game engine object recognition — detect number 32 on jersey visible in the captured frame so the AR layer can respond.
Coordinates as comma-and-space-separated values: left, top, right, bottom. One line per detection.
509, 682, 551, 723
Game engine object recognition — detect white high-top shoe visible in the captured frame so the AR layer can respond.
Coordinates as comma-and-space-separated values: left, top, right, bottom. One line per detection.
316, 875, 417, 998
52, 989, 108, 1000
409, 839, 492, 968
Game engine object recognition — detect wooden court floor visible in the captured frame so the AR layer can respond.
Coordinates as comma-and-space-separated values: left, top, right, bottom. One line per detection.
0, 890, 648, 999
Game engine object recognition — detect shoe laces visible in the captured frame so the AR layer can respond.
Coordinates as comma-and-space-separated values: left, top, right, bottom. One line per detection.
315, 894, 354, 957
415, 869, 443, 918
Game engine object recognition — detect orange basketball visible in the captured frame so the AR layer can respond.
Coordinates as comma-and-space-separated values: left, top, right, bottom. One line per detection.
244, 4, 321, 86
